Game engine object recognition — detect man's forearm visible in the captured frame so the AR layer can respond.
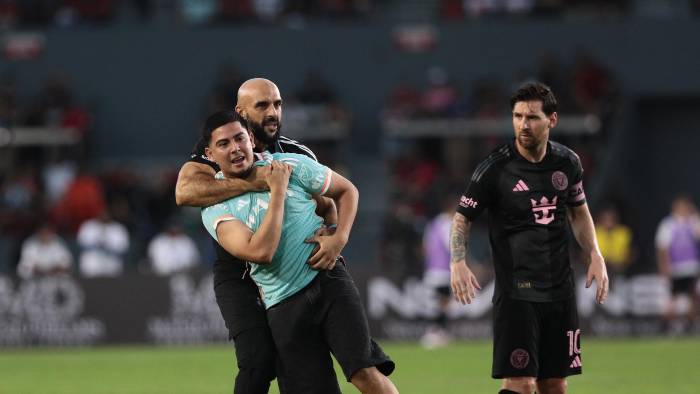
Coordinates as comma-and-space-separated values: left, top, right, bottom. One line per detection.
175, 162, 257, 207
568, 205, 602, 260
332, 184, 358, 244
450, 213, 471, 264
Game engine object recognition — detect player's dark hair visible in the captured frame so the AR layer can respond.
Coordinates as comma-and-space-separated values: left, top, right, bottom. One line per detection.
202, 110, 249, 145
509, 81, 558, 115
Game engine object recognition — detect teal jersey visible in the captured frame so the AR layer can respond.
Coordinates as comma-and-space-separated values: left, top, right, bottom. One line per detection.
201, 152, 332, 308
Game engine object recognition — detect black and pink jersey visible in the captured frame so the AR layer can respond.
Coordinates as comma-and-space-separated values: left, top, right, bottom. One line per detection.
457, 140, 586, 302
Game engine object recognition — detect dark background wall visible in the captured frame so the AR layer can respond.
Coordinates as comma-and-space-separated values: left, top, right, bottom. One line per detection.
3, 20, 700, 160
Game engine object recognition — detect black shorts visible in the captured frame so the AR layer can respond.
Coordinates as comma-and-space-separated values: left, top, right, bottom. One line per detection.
214, 273, 268, 339
671, 276, 698, 295
492, 295, 582, 380
266, 262, 395, 394
435, 285, 451, 297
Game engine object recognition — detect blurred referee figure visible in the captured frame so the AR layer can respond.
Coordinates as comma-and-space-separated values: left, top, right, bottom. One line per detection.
450, 81, 609, 394
175, 78, 388, 393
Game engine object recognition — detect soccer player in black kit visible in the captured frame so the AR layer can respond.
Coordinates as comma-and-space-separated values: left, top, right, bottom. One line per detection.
450, 82, 609, 394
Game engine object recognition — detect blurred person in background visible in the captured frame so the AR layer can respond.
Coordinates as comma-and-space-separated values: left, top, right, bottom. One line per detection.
16, 223, 72, 279
77, 209, 129, 277
175, 78, 340, 394
147, 220, 200, 276
51, 166, 106, 234
450, 81, 608, 394
655, 194, 700, 334
595, 205, 634, 283
420, 193, 456, 349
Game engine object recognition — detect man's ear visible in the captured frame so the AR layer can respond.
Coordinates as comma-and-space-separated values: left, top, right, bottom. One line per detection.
548, 112, 558, 128
204, 147, 212, 160
236, 105, 245, 119
249, 131, 255, 149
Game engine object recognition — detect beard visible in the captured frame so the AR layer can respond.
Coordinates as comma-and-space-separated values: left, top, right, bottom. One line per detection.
517, 131, 542, 150
249, 117, 282, 146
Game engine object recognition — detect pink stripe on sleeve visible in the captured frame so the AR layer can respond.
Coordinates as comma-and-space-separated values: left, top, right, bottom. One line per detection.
320, 169, 333, 195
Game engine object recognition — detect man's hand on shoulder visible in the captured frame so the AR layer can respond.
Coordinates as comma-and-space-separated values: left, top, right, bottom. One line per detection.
265, 161, 292, 194
247, 165, 271, 191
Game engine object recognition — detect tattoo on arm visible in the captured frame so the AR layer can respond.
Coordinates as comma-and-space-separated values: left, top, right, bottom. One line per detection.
450, 214, 471, 263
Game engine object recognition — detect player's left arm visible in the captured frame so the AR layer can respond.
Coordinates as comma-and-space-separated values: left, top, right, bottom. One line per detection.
567, 203, 609, 304
307, 171, 358, 270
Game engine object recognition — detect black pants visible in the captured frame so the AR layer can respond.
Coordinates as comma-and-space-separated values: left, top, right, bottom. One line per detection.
215, 274, 285, 394
266, 263, 394, 394
232, 326, 280, 394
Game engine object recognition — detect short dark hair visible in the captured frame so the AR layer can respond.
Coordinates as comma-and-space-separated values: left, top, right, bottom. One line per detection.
509, 81, 558, 115
202, 110, 249, 145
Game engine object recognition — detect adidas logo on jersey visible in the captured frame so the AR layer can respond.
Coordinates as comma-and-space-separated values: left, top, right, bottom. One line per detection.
570, 355, 582, 368
512, 180, 530, 192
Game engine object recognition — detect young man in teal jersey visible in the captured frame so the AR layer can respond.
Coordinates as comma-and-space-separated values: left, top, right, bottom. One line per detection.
200, 110, 397, 394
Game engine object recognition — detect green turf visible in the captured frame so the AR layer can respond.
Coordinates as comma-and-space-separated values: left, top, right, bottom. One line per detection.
1, 338, 698, 393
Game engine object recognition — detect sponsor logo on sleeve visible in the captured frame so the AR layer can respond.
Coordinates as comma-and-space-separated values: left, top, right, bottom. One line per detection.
459, 196, 478, 209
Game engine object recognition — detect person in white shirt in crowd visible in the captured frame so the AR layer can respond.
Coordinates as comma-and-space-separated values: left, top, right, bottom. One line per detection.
147, 220, 200, 276
17, 224, 73, 279
77, 210, 129, 277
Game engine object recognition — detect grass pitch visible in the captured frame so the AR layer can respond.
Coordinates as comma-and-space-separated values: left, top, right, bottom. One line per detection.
1, 338, 698, 393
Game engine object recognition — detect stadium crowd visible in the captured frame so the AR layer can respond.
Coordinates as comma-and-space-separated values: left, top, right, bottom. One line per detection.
1, 0, 698, 29
0, 66, 346, 277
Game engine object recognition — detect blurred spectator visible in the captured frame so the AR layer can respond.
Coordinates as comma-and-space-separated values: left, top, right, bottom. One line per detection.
147, 221, 200, 276
77, 210, 129, 277
384, 81, 421, 119
420, 67, 460, 118
420, 195, 455, 349
42, 154, 77, 205
177, 0, 218, 24
20, 74, 91, 143
380, 201, 424, 281
595, 205, 633, 279
571, 52, 614, 114
655, 194, 700, 333
250, 0, 283, 21
440, 0, 465, 19
16, 224, 72, 279
51, 167, 106, 234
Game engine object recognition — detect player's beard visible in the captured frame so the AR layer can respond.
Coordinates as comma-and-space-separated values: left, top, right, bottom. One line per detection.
517, 130, 543, 151
249, 117, 282, 146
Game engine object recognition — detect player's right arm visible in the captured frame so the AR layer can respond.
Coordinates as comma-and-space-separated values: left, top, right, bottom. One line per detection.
450, 157, 496, 305
450, 212, 481, 305
175, 161, 268, 207
215, 162, 291, 264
